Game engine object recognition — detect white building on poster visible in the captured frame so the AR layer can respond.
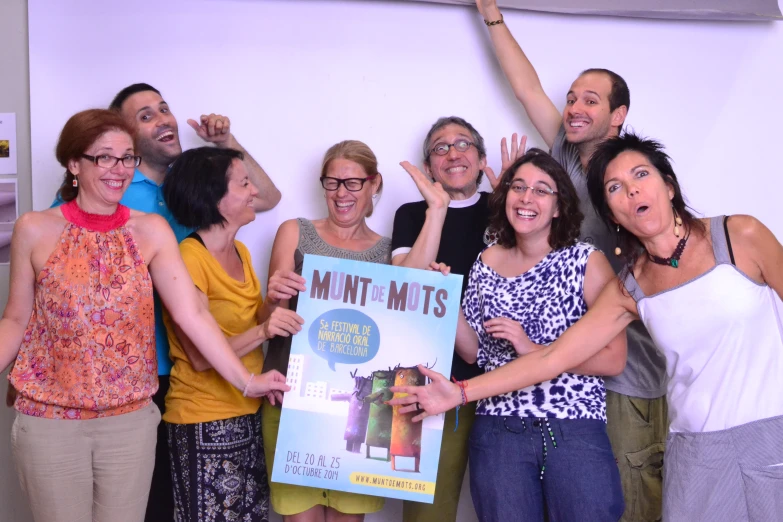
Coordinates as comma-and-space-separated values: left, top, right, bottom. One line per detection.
287, 354, 304, 395
305, 381, 328, 400
329, 388, 350, 400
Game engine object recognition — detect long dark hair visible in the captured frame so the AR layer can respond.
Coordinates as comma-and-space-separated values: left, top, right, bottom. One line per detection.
585, 133, 704, 270
489, 148, 583, 250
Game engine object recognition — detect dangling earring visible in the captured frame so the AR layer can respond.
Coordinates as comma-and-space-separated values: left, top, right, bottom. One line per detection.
614, 224, 622, 256
673, 206, 683, 238
72, 176, 78, 188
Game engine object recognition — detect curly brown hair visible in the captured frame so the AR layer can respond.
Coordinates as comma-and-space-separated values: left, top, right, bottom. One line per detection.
489, 148, 584, 250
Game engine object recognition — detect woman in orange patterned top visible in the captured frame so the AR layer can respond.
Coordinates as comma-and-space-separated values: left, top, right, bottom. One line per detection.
0, 109, 289, 522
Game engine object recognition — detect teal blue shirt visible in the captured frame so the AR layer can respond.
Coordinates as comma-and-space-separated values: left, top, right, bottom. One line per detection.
52, 168, 194, 375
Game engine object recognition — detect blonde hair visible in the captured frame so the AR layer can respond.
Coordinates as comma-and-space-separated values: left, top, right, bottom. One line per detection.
321, 140, 383, 217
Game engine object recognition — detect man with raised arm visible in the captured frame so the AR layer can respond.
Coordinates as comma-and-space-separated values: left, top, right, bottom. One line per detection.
473, 2, 668, 520
391, 116, 524, 522
109, 83, 282, 522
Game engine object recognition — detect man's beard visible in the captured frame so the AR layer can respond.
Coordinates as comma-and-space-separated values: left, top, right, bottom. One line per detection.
136, 136, 182, 168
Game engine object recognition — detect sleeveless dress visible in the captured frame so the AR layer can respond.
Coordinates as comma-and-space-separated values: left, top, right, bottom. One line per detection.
10, 200, 157, 419
623, 216, 783, 521
261, 218, 390, 516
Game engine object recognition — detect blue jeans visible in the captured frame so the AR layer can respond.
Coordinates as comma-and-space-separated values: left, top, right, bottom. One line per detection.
469, 415, 624, 522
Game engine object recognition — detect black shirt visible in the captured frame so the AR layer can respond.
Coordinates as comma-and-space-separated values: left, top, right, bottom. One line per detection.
391, 192, 491, 381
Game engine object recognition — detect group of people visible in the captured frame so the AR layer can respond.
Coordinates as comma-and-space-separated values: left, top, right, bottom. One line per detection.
2, 1, 782, 521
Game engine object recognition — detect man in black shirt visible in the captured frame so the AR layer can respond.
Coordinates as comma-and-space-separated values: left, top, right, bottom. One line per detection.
391, 116, 522, 522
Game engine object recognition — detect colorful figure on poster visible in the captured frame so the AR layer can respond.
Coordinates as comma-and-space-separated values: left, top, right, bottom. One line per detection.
390, 366, 426, 472
330, 369, 375, 453
364, 368, 395, 461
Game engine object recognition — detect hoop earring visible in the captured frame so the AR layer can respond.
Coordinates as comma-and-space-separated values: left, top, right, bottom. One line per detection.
673, 206, 683, 238
614, 224, 622, 256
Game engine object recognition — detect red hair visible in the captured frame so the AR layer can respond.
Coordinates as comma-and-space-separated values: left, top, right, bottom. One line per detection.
55, 109, 133, 202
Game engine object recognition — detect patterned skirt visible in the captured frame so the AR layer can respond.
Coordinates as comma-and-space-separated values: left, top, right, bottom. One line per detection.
167, 411, 269, 522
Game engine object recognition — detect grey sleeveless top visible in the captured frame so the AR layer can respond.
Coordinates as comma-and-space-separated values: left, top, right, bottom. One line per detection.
262, 218, 392, 376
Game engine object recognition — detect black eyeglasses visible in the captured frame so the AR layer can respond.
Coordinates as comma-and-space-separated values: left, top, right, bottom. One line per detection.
429, 139, 474, 157
320, 175, 376, 192
81, 154, 142, 168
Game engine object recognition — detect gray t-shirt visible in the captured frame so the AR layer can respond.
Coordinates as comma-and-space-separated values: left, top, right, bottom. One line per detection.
551, 126, 667, 399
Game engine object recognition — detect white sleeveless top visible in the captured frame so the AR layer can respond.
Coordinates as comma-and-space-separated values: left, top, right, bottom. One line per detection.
623, 216, 783, 433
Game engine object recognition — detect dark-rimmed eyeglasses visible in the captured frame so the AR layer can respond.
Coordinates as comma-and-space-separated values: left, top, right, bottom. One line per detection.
320, 175, 376, 192
81, 154, 142, 168
507, 181, 557, 197
429, 139, 474, 157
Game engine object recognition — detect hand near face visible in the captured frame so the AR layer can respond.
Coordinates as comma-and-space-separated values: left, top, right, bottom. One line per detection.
485, 133, 528, 190
187, 114, 233, 146
400, 161, 451, 212
484, 317, 539, 356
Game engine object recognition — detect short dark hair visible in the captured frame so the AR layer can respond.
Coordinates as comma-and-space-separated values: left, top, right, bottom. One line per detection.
489, 148, 583, 250
163, 146, 244, 230
586, 132, 703, 269
580, 69, 630, 113
55, 109, 134, 202
422, 116, 487, 185
109, 83, 161, 112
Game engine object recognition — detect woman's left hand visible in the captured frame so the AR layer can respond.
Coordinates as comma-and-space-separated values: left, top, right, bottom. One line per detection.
245, 370, 290, 400
484, 317, 539, 356
266, 269, 306, 305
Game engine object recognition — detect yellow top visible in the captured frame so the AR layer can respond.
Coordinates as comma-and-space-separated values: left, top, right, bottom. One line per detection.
163, 237, 264, 424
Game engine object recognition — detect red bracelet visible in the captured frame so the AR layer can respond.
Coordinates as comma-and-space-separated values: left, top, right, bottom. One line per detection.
451, 377, 468, 406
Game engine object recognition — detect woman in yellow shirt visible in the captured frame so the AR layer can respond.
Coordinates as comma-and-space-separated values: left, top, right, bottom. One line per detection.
162, 147, 303, 522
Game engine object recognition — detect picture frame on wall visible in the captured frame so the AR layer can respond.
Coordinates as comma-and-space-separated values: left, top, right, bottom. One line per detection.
0, 113, 18, 175
0, 178, 19, 223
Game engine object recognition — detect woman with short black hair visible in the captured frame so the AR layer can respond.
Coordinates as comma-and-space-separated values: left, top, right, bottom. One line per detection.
162, 147, 303, 522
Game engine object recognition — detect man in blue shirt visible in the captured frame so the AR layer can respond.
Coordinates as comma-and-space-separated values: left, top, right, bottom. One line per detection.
108, 83, 282, 521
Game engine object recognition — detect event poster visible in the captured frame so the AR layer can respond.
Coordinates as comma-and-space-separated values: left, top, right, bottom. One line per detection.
271, 254, 463, 503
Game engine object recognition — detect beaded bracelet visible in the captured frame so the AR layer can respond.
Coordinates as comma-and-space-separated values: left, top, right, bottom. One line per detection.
242, 373, 255, 397
451, 377, 468, 406
484, 15, 504, 27
451, 377, 469, 431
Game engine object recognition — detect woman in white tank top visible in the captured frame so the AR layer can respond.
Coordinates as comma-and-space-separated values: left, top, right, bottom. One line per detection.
390, 133, 783, 522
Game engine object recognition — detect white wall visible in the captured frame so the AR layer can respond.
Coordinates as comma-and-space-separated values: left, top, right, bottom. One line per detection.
16, 0, 783, 520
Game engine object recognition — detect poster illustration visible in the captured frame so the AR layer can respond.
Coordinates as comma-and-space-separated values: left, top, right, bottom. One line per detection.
271, 254, 463, 503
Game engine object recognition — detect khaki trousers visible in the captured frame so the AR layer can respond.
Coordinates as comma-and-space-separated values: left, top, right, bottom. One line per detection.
605, 391, 668, 522
11, 402, 160, 522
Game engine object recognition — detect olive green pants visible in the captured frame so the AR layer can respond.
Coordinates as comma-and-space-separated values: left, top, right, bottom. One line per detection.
606, 391, 668, 522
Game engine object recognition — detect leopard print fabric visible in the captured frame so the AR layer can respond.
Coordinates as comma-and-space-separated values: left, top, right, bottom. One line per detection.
462, 242, 607, 421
